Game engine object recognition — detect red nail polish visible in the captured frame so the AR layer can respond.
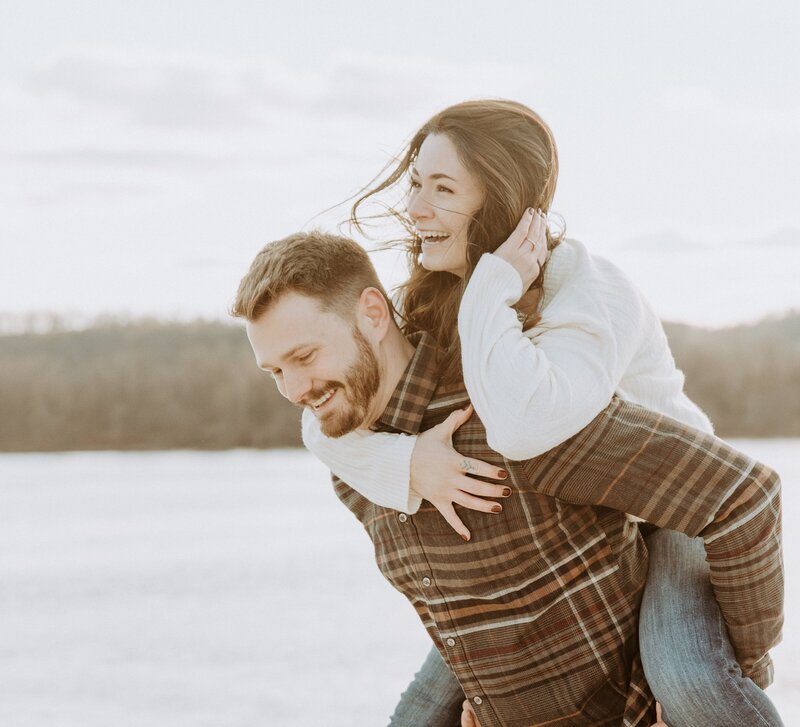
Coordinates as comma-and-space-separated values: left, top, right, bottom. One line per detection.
498, 469, 508, 479
491, 504, 502, 513
502, 487, 512, 497
461, 533, 470, 542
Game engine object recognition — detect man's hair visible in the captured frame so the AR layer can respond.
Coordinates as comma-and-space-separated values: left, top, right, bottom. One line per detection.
230, 230, 391, 321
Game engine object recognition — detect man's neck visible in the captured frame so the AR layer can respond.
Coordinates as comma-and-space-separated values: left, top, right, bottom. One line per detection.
363, 328, 416, 429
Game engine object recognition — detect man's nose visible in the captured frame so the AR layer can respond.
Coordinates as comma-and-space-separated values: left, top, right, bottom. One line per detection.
282, 370, 313, 405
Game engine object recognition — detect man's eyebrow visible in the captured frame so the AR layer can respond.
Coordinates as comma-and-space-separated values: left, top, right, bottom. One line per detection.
261, 343, 313, 370
410, 166, 458, 182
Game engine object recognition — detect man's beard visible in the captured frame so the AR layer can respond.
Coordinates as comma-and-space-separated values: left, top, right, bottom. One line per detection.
303, 325, 381, 438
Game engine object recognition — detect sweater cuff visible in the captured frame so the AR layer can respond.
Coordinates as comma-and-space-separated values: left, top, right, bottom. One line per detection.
382, 432, 422, 514
469, 253, 525, 305
301, 409, 420, 514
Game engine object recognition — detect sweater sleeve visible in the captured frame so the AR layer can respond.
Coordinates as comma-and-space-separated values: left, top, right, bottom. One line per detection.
458, 249, 647, 461
301, 408, 422, 513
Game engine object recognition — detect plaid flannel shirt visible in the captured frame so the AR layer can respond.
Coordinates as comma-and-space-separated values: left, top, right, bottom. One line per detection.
332, 333, 783, 727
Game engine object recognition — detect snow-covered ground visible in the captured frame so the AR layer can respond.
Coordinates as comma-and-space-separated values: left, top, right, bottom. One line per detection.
0, 442, 797, 726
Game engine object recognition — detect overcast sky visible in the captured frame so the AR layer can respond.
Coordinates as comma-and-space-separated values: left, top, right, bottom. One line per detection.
1, 0, 798, 327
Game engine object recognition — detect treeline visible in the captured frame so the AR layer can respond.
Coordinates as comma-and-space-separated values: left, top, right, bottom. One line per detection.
0, 314, 798, 452
0, 321, 301, 451
663, 315, 800, 437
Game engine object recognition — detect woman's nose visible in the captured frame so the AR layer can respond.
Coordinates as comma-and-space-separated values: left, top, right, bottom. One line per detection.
407, 191, 433, 222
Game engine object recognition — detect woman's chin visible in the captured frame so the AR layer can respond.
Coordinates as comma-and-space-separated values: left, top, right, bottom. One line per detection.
420, 249, 465, 278
420, 252, 449, 274
419, 253, 436, 271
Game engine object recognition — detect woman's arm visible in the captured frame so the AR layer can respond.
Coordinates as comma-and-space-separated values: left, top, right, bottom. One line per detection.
458, 239, 648, 461
302, 408, 421, 512
302, 408, 510, 535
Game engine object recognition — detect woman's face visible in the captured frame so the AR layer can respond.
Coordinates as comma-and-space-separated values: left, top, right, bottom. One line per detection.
407, 133, 484, 278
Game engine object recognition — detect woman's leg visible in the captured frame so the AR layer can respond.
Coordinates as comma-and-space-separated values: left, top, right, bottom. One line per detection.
640, 528, 784, 727
387, 645, 464, 727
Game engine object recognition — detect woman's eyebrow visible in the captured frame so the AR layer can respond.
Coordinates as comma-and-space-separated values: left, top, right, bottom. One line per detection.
411, 166, 458, 182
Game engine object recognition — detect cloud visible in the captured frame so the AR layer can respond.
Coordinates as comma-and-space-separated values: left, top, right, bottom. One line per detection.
731, 229, 800, 249
306, 51, 532, 121
26, 48, 292, 130
21, 46, 534, 132
654, 85, 800, 134
617, 228, 800, 255
4, 149, 234, 169
0, 46, 543, 190
618, 230, 711, 252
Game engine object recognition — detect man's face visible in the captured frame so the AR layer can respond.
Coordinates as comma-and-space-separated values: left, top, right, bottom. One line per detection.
246, 292, 381, 437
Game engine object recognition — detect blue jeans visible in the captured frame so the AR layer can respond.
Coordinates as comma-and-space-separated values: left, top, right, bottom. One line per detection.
387, 529, 784, 727
638, 529, 783, 726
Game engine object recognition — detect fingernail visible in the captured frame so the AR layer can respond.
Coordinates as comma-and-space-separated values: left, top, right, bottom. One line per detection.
502, 487, 512, 497
491, 504, 502, 513
461, 533, 470, 542
527, 207, 534, 215
498, 469, 508, 479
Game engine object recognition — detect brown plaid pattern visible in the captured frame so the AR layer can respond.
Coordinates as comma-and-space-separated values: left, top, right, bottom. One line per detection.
332, 333, 783, 727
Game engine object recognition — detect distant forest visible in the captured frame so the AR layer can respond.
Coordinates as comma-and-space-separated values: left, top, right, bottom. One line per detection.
0, 313, 798, 452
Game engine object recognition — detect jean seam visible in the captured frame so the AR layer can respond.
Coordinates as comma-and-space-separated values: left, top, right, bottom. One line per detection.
713, 610, 775, 727
719, 672, 774, 727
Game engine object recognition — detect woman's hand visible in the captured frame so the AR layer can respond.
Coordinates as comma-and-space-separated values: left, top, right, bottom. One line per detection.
461, 699, 481, 727
652, 702, 669, 726
410, 405, 512, 541
492, 207, 548, 291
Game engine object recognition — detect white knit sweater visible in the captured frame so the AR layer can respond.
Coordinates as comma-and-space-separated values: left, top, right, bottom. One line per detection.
302, 239, 713, 513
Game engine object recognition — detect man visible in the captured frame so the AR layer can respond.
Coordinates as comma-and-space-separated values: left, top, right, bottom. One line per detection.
232, 231, 783, 727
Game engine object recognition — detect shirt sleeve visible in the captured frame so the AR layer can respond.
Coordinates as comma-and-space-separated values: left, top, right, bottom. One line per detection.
525, 398, 783, 688
301, 408, 422, 513
458, 251, 648, 461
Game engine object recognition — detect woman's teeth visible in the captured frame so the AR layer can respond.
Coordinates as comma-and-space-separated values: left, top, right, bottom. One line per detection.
420, 232, 450, 244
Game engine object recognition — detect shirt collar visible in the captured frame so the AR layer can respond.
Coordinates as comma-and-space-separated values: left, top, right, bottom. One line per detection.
373, 332, 439, 435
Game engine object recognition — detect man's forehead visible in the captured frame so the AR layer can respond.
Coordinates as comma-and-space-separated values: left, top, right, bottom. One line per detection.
270, 291, 327, 319
246, 292, 348, 365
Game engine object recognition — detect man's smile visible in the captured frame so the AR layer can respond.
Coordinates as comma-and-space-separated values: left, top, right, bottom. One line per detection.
309, 387, 338, 412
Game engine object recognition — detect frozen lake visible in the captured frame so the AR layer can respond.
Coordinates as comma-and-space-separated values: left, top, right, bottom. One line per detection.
1, 441, 798, 726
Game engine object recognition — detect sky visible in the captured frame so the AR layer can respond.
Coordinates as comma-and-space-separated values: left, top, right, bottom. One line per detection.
1, 0, 799, 329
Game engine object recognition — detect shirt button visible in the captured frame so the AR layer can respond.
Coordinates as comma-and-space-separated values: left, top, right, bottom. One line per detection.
398, 513, 408, 523
473, 696, 483, 705
446, 638, 456, 647
421, 576, 432, 587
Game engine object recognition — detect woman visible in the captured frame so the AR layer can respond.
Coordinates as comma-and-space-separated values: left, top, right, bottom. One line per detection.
303, 100, 783, 727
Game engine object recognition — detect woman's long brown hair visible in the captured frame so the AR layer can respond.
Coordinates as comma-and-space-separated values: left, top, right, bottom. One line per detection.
351, 99, 565, 385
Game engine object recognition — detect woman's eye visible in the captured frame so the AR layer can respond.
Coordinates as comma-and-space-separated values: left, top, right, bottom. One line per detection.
409, 179, 421, 189
298, 352, 315, 364
437, 185, 453, 194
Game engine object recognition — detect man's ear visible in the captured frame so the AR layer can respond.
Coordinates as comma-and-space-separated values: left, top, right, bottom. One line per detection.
357, 287, 392, 340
